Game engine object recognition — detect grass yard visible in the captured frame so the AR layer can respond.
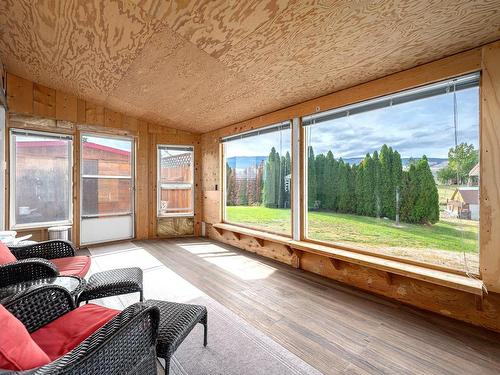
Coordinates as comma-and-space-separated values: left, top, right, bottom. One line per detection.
307, 210, 478, 253
225, 205, 479, 271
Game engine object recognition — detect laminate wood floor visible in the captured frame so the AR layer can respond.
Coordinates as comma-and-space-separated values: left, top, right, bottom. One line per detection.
127, 238, 500, 374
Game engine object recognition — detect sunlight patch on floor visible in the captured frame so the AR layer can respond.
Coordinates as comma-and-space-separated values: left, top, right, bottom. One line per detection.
175, 242, 277, 281
88, 241, 205, 304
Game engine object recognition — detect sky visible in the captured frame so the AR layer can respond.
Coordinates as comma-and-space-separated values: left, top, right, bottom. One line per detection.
83, 135, 132, 151
225, 86, 479, 161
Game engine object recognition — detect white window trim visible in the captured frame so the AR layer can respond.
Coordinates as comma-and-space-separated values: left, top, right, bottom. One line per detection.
79, 133, 136, 245
157, 144, 195, 218
10, 128, 73, 229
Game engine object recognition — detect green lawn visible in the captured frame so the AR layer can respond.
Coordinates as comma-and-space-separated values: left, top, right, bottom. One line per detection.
225, 206, 478, 254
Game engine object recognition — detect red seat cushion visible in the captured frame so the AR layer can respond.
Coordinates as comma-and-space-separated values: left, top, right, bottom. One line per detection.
0, 304, 51, 370
51, 256, 91, 278
31, 304, 120, 361
0, 242, 16, 265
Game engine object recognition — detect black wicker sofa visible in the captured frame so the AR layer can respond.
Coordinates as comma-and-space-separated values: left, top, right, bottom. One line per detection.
0, 285, 160, 374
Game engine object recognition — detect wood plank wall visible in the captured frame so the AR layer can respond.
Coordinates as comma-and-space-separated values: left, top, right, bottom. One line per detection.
5, 73, 201, 244
200, 41, 500, 332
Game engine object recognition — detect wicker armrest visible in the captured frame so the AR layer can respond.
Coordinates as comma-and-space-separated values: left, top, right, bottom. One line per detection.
3, 285, 76, 333
9, 240, 76, 260
36, 303, 160, 375
0, 258, 59, 288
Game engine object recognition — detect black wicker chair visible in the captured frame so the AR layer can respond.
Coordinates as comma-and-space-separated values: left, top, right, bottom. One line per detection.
0, 285, 160, 374
8, 240, 77, 261
0, 241, 84, 288
0, 258, 58, 288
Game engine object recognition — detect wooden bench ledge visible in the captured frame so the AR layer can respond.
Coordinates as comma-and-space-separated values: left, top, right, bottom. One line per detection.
211, 223, 484, 297
212, 223, 291, 245
288, 240, 484, 297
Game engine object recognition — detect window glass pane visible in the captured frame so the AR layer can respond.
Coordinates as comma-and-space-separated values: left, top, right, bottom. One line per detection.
305, 75, 479, 273
82, 178, 132, 216
12, 132, 72, 226
81, 135, 133, 217
224, 125, 292, 235
82, 136, 132, 176
158, 147, 194, 216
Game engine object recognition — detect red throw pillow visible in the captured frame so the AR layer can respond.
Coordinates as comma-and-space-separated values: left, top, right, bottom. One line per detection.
0, 242, 16, 265
32, 304, 120, 361
0, 304, 51, 370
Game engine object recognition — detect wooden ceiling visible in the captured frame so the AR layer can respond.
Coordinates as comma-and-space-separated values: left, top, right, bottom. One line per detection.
1, 1, 499, 133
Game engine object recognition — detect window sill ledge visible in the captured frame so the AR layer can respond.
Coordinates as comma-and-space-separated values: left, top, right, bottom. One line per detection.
211, 223, 484, 297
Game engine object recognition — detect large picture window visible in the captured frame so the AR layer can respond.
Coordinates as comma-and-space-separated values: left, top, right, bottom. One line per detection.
223, 122, 292, 236
303, 73, 480, 273
10, 129, 73, 228
157, 145, 194, 217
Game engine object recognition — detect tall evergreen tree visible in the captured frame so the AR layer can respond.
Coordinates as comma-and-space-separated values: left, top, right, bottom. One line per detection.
226, 164, 237, 206
238, 169, 248, 206
337, 159, 350, 213
354, 161, 365, 215
274, 151, 281, 208
414, 156, 440, 224
372, 150, 382, 218
255, 161, 264, 204
379, 144, 393, 218
323, 151, 336, 210
391, 150, 403, 221
348, 164, 357, 214
307, 146, 317, 208
245, 166, 256, 205
263, 147, 278, 207
278, 155, 287, 208
400, 165, 417, 223
315, 153, 326, 207
362, 154, 376, 216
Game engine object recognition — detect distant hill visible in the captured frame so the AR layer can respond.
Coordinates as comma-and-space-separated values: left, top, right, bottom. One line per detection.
227, 155, 448, 175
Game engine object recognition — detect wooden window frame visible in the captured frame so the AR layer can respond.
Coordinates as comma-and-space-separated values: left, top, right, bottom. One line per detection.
221, 122, 294, 238
157, 144, 195, 218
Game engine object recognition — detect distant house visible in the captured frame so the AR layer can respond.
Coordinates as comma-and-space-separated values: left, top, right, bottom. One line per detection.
468, 162, 480, 186
447, 187, 479, 220
284, 174, 291, 193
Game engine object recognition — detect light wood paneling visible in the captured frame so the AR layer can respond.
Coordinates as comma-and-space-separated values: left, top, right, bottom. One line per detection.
5, 73, 200, 246
33, 83, 55, 118
55, 91, 77, 122
85, 102, 104, 126
6, 74, 32, 114
203, 191, 221, 224
135, 120, 149, 240
480, 41, 500, 292
104, 108, 122, 128
1, 1, 499, 133
77, 99, 86, 123
201, 41, 500, 330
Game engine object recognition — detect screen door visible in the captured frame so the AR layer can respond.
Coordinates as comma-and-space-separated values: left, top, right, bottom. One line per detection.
80, 134, 135, 245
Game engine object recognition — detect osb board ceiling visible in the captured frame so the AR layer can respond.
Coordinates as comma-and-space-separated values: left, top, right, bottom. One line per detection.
1, 1, 500, 133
